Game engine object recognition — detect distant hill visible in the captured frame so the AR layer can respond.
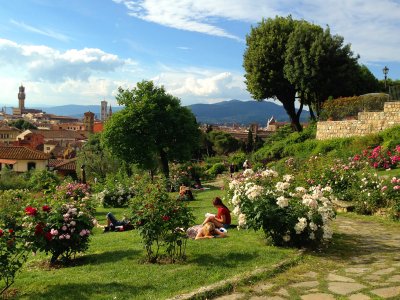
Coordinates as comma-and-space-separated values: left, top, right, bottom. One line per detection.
188, 100, 308, 125
35, 100, 307, 125
40, 105, 123, 119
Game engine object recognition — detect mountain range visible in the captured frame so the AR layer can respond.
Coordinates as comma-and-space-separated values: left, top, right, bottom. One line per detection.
25, 100, 307, 125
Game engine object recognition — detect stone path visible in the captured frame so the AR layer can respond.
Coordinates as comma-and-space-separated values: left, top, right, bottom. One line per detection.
214, 215, 400, 300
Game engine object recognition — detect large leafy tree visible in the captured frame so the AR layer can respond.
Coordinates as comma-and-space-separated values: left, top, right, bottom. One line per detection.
243, 16, 301, 131
244, 16, 380, 129
284, 23, 378, 118
101, 81, 200, 180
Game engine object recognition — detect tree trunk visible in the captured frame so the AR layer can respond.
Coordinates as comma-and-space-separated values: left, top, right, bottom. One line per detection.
159, 149, 169, 180
282, 101, 303, 132
308, 105, 316, 121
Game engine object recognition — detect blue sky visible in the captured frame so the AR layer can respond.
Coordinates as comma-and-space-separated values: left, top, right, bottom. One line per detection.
0, 0, 399, 107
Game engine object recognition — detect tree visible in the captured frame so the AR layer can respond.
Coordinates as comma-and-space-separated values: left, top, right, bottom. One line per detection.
8, 119, 37, 130
76, 133, 122, 182
207, 131, 241, 155
101, 81, 200, 180
284, 23, 378, 118
243, 16, 302, 131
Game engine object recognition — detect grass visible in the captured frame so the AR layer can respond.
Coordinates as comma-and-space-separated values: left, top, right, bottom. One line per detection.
11, 183, 298, 300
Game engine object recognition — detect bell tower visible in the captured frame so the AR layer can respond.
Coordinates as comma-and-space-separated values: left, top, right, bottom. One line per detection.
18, 84, 26, 112
83, 111, 95, 133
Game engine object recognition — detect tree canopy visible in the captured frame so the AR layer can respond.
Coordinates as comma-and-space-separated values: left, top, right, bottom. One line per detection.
8, 119, 37, 130
243, 16, 379, 130
101, 80, 201, 180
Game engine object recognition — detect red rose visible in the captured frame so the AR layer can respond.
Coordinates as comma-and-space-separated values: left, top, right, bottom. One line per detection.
35, 223, 44, 235
44, 232, 53, 241
25, 206, 38, 216
42, 205, 51, 212
8, 229, 14, 234
162, 215, 170, 221
0, 229, 3, 237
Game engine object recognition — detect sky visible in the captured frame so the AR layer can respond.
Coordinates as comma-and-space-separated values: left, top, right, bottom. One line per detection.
0, 0, 399, 108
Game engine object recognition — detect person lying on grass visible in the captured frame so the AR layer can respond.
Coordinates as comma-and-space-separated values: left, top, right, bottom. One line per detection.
202, 197, 231, 229
103, 212, 133, 232
195, 222, 227, 239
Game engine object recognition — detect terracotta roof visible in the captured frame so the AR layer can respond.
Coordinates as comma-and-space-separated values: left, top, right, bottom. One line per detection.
0, 125, 20, 131
31, 130, 88, 140
54, 158, 77, 171
48, 159, 64, 167
44, 140, 59, 145
0, 146, 49, 160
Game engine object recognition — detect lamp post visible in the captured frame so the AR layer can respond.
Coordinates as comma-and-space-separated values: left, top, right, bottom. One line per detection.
383, 66, 389, 90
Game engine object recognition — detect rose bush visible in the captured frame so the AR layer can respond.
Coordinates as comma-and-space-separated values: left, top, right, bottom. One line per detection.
130, 176, 194, 263
23, 182, 95, 264
0, 190, 30, 296
94, 174, 136, 207
227, 168, 336, 248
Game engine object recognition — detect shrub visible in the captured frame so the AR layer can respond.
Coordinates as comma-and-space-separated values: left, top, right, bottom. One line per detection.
206, 163, 226, 177
130, 177, 194, 263
27, 170, 61, 193
23, 199, 95, 264
0, 169, 28, 190
94, 173, 135, 207
0, 226, 28, 296
227, 169, 336, 248
0, 190, 30, 295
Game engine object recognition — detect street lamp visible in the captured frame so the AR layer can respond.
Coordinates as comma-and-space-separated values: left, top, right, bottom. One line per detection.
383, 66, 389, 89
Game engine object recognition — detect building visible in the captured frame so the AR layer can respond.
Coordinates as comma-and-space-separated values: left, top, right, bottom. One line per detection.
100, 100, 112, 122
83, 111, 95, 133
12, 85, 44, 116
0, 146, 49, 172
0, 125, 20, 145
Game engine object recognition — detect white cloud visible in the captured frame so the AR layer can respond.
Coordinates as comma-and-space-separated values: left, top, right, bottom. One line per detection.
113, 0, 400, 62
0, 38, 131, 82
10, 19, 70, 42
151, 66, 251, 105
112, 0, 278, 41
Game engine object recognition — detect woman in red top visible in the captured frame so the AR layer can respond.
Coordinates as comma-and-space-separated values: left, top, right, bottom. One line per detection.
202, 197, 231, 229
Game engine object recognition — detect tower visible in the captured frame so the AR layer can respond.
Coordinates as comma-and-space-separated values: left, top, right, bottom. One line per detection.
18, 84, 26, 112
100, 100, 107, 121
83, 111, 95, 133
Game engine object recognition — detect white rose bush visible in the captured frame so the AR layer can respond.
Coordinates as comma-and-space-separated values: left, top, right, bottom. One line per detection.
228, 169, 336, 247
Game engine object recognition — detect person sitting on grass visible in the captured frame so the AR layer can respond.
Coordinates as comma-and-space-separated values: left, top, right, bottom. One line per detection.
202, 197, 231, 229
195, 222, 226, 239
178, 184, 194, 201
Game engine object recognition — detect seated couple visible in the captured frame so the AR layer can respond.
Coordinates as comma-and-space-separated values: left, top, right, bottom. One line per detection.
195, 197, 231, 239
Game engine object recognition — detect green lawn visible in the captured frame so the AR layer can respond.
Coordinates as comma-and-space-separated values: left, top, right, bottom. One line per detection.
12, 185, 297, 300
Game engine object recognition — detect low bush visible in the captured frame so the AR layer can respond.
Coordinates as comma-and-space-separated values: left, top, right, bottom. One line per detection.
130, 176, 194, 263
227, 169, 336, 248
206, 162, 226, 177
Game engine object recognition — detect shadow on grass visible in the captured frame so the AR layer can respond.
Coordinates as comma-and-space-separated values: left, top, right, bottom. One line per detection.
77, 249, 141, 265
25, 282, 153, 300
190, 251, 259, 268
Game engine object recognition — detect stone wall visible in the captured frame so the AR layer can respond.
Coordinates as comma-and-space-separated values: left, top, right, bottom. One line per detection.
316, 101, 400, 140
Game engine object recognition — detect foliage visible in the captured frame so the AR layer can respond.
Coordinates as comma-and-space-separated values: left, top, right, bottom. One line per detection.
227, 169, 336, 247
27, 169, 61, 193
0, 225, 28, 296
320, 93, 389, 120
102, 80, 201, 180
76, 133, 123, 182
8, 119, 37, 130
0, 169, 29, 190
94, 172, 136, 207
23, 201, 95, 264
243, 16, 300, 131
284, 22, 376, 117
0, 190, 31, 295
206, 162, 226, 177
207, 131, 241, 155
23, 182, 94, 264
130, 176, 194, 263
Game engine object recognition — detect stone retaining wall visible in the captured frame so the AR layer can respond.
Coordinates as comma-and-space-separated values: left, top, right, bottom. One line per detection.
316, 101, 400, 140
